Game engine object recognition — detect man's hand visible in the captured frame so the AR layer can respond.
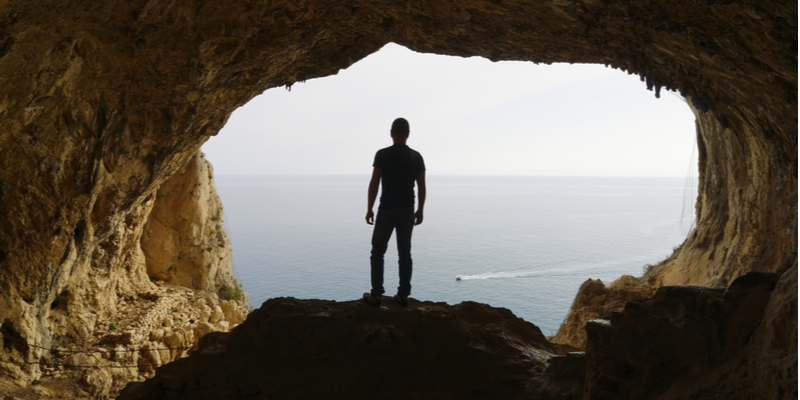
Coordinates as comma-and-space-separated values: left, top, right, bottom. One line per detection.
366, 210, 375, 225
414, 209, 424, 225
366, 168, 381, 225
415, 170, 426, 226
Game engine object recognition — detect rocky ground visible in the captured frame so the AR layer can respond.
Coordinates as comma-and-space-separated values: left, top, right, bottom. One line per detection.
0, 282, 248, 399
118, 297, 570, 400
0, 1, 794, 397
117, 264, 796, 400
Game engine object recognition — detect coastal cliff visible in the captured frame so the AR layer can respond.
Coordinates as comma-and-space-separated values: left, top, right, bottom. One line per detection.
0, 151, 248, 398
0, 0, 795, 398
141, 152, 234, 291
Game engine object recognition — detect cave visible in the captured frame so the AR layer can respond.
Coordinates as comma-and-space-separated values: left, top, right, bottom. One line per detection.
0, 0, 795, 398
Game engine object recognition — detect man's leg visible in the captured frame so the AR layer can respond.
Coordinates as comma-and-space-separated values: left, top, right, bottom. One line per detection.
370, 210, 394, 296
395, 208, 415, 297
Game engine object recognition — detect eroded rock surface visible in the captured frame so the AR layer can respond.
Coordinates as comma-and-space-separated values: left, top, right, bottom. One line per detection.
656, 262, 798, 400
0, 151, 248, 398
0, 0, 795, 397
551, 275, 658, 349
583, 272, 785, 399
118, 298, 560, 400
0, 283, 248, 399
118, 267, 795, 400
142, 152, 233, 291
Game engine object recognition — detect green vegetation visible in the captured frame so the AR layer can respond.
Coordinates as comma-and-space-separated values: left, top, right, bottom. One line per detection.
108, 323, 116, 331
211, 208, 222, 222
217, 280, 244, 304
32, 379, 42, 385
671, 239, 687, 257
642, 263, 657, 275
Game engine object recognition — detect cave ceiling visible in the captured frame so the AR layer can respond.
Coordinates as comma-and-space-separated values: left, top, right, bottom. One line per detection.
0, 0, 795, 340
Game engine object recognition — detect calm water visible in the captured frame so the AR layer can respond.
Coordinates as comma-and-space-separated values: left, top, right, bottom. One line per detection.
216, 175, 692, 335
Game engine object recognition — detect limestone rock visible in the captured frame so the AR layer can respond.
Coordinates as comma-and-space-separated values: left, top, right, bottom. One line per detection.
78, 368, 113, 398
0, 0, 794, 398
141, 152, 233, 291
118, 297, 559, 399
583, 272, 783, 399
656, 262, 798, 399
551, 275, 658, 349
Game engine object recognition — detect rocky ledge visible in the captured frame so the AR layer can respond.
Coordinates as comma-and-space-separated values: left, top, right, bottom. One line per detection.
0, 282, 248, 399
119, 297, 564, 400
117, 264, 795, 400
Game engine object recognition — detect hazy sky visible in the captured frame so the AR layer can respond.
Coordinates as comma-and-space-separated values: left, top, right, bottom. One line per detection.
202, 43, 697, 177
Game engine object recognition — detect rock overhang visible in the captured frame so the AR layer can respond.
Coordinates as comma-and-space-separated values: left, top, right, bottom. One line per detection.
0, 0, 795, 395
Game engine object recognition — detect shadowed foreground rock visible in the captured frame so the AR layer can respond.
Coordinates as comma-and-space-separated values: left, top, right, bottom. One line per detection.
0, 0, 795, 395
584, 271, 788, 399
119, 267, 796, 400
119, 298, 560, 400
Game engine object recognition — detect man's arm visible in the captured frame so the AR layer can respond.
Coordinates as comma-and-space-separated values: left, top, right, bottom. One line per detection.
366, 167, 381, 225
415, 170, 426, 225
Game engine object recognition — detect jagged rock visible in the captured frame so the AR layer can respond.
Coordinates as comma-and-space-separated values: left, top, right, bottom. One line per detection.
583, 272, 783, 399
656, 262, 798, 400
0, 0, 795, 398
137, 342, 161, 375
78, 368, 113, 397
552, 275, 658, 348
141, 152, 233, 291
118, 298, 559, 399
531, 352, 587, 400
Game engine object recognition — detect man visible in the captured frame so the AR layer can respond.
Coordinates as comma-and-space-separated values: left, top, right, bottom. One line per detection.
364, 117, 426, 307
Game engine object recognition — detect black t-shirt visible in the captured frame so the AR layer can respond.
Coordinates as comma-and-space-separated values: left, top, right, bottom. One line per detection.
373, 144, 426, 210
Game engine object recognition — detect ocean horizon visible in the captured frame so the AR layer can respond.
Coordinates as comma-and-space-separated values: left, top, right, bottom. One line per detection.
215, 174, 695, 335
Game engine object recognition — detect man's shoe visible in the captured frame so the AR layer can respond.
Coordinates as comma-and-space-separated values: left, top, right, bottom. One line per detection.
363, 293, 382, 307
393, 294, 409, 307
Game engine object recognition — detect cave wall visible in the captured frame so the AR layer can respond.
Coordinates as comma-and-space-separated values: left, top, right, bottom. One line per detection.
0, 0, 795, 387
141, 152, 233, 291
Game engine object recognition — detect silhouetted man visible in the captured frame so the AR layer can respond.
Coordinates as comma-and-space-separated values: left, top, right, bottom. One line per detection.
364, 118, 426, 307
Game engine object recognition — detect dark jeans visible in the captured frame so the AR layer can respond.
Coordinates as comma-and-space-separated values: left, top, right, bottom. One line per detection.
370, 207, 415, 297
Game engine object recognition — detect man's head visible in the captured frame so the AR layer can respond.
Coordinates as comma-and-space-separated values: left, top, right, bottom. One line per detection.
390, 118, 410, 138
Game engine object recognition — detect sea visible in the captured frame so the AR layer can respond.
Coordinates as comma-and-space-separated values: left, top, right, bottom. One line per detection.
214, 175, 695, 335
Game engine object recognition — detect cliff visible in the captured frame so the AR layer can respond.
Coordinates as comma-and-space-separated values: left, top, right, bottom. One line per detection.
0, 0, 795, 398
0, 151, 249, 398
141, 152, 233, 291
117, 267, 794, 399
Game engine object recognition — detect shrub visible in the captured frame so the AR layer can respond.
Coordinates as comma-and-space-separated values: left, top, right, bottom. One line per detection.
671, 239, 687, 257
642, 263, 656, 275
217, 281, 243, 304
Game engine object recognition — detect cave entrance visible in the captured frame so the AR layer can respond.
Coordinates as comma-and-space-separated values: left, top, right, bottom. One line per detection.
201, 43, 697, 334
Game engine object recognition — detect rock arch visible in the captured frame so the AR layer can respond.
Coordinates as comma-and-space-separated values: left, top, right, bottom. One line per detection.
0, 0, 795, 391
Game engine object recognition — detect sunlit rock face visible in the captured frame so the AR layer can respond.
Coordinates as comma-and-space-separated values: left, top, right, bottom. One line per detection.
0, 0, 795, 396
0, 148, 248, 397
141, 152, 233, 291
